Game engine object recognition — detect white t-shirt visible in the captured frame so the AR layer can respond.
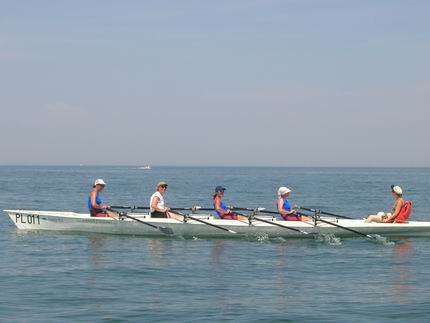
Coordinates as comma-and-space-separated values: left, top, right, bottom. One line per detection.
150, 191, 165, 213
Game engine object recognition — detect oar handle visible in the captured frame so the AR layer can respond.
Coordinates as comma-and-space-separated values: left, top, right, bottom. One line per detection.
258, 209, 279, 215
111, 205, 152, 210
111, 205, 134, 209
230, 207, 253, 211
171, 207, 193, 211
192, 207, 216, 211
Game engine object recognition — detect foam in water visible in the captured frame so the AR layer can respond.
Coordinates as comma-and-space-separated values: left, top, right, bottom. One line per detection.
371, 234, 396, 246
315, 233, 342, 246
272, 236, 288, 243
253, 232, 270, 243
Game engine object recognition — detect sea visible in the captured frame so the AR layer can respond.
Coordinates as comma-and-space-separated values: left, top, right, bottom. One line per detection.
1, 166, 430, 322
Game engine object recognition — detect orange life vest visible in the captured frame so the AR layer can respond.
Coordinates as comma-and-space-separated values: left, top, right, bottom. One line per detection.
394, 201, 412, 223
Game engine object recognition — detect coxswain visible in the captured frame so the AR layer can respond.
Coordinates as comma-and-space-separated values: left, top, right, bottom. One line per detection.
365, 185, 412, 223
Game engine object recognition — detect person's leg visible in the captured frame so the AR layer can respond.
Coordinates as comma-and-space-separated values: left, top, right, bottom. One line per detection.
106, 210, 119, 219
167, 211, 184, 221
231, 213, 249, 222
365, 215, 384, 223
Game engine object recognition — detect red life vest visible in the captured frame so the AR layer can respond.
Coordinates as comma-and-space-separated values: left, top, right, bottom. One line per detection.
394, 201, 412, 223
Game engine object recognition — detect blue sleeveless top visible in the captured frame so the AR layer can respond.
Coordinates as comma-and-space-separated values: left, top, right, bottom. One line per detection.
280, 198, 292, 212
88, 191, 102, 211
215, 199, 228, 217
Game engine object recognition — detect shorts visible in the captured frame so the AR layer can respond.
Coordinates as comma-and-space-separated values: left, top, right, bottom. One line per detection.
282, 214, 302, 221
220, 213, 240, 220
91, 209, 108, 217
151, 211, 168, 218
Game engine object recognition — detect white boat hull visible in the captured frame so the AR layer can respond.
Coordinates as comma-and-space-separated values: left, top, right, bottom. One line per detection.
5, 210, 430, 239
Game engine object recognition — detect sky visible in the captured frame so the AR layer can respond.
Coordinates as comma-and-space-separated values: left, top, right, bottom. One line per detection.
1, 0, 429, 166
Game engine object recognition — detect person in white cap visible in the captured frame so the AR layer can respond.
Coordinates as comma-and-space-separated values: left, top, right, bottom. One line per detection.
87, 179, 116, 218
277, 186, 310, 221
365, 185, 405, 223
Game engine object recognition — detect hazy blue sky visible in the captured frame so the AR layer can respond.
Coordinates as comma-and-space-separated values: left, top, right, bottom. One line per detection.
1, 0, 429, 166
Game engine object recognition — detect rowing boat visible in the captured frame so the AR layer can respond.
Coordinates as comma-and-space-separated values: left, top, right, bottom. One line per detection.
4, 209, 430, 238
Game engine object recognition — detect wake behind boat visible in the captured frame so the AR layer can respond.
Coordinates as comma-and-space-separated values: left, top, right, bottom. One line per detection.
4, 209, 430, 239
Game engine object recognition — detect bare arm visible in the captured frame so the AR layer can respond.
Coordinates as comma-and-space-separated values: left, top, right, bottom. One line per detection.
277, 198, 286, 215
90, 191, 106, 209
385, 200, 403, 223
214, 197, 230, 216
151, 196, 168, 212
278, 198, 294, 216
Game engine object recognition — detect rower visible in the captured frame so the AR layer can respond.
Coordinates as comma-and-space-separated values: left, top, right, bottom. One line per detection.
365, 185, 412, 223
213, 186, 247, 221
150, 181, 182, 220
88, 179, 117, 218
277, 186, 310, 222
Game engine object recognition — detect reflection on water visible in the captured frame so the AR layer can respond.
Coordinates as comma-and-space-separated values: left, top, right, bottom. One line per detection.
275, 244, 289, 306
89, 235, 106, 268
148, 239, 167, 268
390, 239, 413, 304
210, 240, 225, 265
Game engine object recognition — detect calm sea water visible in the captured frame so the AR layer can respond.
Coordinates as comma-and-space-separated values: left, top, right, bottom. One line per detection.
1, 166, 430, 322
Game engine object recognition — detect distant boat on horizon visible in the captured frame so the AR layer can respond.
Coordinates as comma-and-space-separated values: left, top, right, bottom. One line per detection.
139, 165, 152, 170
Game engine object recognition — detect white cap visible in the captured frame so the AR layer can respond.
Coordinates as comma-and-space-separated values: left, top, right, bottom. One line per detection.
94, 179, 106, 186
377, 211, 385, 216
392, 185, 402, 195
278, 186, 291, 196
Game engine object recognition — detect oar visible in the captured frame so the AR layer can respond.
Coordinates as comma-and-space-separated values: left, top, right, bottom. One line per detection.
169, 210, 238, 234
233, 207, 277, 214
231, 208, 312, 235
248, 208, 382, 241
296, 211, 379, 241
110, 205, 152, 211
235, 206, 353, 220
110, 205, 134, 209
112, 205, 236, 233
108, 208, 174, 235
299, 207, 353, 219
174, 207, 215, 212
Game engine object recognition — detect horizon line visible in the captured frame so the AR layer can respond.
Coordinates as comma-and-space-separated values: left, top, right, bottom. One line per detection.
0, 164, 429, 168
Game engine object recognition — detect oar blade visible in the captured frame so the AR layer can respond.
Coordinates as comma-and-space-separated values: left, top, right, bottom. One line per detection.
114, 209, 175, 236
